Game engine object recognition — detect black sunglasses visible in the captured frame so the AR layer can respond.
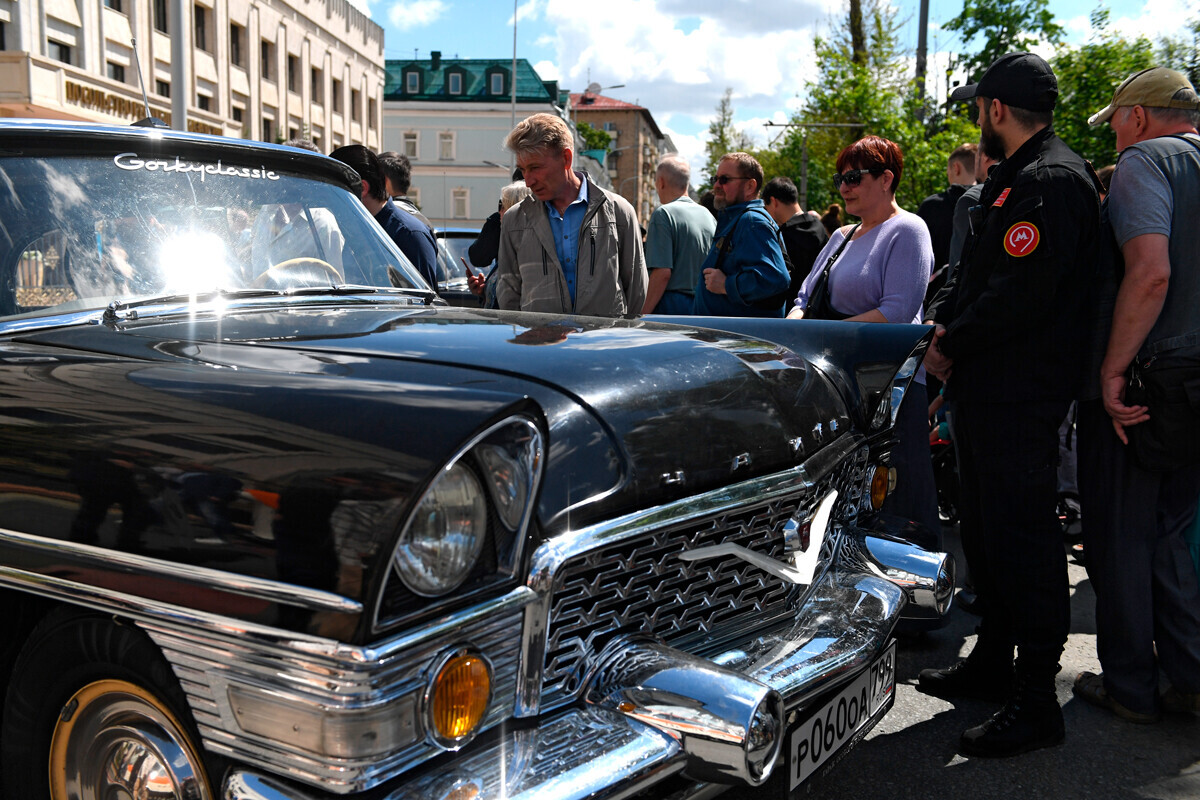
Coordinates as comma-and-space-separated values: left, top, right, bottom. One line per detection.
832, 167, 886, 188
713, 175, 750, 186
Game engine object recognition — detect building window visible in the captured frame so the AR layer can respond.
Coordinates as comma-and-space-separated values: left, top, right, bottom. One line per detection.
313, 135, 322, 152
48, 40, 71, 65
154, 0, 168, 32
447, 72, 462, 95
331, 79, 342, 113
107, 62, 125, 83
368, 98, 377, 129
0, 21, 6, 50
405, 71, 419, 93
288, 56, 299, 93
104, 0, 123, 11
311, 67, 323, 104
193, 5, 209, 52
260, 40, 273, 81
262, 112, 275, 143
230, 23, 243, 67
156, 79, 169, 97
288, 125, 298, 141
351, 88, 361, 122
232, 106, 243, 123
438, 132, 455, 161
402, 132, 418, 159
452, 188, 468, 219
197, 94, 211, 112
490, 73, 504, 95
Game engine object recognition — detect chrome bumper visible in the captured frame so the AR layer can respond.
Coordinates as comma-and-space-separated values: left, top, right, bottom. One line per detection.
224, 566, 907, 800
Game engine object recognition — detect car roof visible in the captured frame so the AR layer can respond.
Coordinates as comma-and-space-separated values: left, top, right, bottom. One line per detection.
0, 118, 361, 192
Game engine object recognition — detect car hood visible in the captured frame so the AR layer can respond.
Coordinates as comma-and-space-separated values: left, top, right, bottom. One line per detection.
22, 305, 908, 528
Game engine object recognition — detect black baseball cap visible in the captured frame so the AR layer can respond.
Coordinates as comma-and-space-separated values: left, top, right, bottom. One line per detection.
949, 52, 1058, 112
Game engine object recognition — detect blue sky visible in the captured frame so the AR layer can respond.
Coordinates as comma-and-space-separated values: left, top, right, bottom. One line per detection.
357, 0, 1197, 176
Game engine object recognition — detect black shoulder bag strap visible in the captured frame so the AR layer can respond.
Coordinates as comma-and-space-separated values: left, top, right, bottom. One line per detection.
803, 223, 861, 320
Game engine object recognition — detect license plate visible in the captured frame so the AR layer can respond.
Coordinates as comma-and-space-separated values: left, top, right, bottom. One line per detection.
788, 640, 896, 788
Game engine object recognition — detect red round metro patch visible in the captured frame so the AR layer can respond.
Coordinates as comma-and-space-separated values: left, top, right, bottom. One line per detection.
1004, 222, 1040, 257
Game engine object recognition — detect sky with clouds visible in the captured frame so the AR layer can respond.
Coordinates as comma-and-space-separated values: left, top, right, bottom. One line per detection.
358, 0, 1197, 178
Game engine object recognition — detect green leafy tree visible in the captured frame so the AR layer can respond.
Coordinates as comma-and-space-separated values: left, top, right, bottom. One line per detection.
944, 0, 1064, 83
1158, 17, 1200, 87
783, 0, 977, 213
701, 88, 756, 189
576, 121, 612, 153
1052, 8, 1154, 169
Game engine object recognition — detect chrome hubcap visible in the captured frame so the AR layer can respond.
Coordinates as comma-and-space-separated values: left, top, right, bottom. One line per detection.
50, 680, 211, 800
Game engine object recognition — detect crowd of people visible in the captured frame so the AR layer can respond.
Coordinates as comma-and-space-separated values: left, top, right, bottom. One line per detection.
281, 55, 1200, 760
480, 57, 1200, 759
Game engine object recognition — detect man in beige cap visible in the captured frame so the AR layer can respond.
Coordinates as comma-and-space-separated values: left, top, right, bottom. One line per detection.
1074, 67, 1200, 724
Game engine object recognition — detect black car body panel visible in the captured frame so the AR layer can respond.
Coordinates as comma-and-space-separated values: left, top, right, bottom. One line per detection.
0, 120, 951, 800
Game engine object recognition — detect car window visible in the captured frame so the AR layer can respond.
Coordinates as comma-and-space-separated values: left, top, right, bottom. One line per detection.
435, 234, 473, 282
0, 153, 430, 319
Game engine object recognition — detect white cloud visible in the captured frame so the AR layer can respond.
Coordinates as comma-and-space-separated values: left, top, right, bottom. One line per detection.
533, 59, 560, 81
1066, 0, 1197, 43
388, 0, 448, 31
536, 0, 824, 144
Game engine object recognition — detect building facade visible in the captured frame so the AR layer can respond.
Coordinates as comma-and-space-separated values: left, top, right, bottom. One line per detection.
570, 91, 666, 224
383, 53, 609, 230
0, 0, 384, 150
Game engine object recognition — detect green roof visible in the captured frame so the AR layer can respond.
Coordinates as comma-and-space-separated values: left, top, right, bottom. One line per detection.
384, 57, 557, 103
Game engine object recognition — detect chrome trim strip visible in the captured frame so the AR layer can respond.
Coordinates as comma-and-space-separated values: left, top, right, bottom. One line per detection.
0, 527, 362, 613
0, 562, 533, 663
516, 434, 863, 716
225, 707, 684, 800
888, 354, 921, 429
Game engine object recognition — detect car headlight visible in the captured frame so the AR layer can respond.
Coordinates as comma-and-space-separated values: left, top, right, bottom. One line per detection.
395, 463, 488, 596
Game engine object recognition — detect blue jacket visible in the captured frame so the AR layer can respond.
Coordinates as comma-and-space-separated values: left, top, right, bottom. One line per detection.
691, 200, 790, 317
375, 199, 439, 290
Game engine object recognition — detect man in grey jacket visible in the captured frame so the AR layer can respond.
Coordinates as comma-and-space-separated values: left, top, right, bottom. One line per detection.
496, 113, 647, 318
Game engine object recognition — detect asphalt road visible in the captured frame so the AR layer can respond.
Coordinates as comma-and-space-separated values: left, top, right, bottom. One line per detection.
798, 524, 1200, 800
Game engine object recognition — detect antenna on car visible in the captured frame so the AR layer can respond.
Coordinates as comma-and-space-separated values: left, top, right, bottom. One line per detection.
129, 38, 168, 129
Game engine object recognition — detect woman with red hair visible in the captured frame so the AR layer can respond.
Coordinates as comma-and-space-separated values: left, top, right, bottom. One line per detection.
790, 135, 939, 536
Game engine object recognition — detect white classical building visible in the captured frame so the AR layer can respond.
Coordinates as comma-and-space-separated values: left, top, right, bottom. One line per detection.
0, 0, 384, 150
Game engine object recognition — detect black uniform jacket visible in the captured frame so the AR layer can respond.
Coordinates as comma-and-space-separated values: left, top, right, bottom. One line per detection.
926, 127, 1102, 403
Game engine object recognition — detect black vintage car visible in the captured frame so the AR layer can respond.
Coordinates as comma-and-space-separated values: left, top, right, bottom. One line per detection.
0, 120, 951, 800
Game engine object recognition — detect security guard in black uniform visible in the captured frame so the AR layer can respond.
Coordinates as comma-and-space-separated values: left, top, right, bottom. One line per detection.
918, 53, 1103, 757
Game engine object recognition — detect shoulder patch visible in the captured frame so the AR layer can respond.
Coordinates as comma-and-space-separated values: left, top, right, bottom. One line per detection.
993, 188, 1011, 207
1004, 222, 1040, 257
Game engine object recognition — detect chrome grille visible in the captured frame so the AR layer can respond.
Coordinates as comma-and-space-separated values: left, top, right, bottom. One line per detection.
540, 445, 871, 709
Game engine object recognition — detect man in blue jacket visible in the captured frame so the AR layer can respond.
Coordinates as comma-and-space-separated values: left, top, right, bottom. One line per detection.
692, 152, 790, 317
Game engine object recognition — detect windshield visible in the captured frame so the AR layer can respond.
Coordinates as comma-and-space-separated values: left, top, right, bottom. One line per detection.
0, 151, 431, 321
435, 233, 475, 284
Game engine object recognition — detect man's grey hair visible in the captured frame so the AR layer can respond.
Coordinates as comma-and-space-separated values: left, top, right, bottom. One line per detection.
505, 113, 573, 158
500, 181, 532, 212
656, 155, 690, 192
1144, 104, 1200, 129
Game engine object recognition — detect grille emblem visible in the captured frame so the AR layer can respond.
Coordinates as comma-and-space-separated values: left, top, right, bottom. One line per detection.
680, 490, 838, 587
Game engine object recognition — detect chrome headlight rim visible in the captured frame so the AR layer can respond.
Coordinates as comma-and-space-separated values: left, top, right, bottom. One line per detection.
375, 413, 544, 631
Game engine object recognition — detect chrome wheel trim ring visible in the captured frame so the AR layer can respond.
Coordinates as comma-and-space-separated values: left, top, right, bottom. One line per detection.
49, 679, 212, 800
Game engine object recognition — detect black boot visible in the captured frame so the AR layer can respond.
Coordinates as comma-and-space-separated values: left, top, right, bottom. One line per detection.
918, 644, 1013, 702
959, 677, 1064, 757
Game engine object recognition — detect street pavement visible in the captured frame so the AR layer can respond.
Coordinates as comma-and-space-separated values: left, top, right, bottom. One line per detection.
798, 524, 1200, 800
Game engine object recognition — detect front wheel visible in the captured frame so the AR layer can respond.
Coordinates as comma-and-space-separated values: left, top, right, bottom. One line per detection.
2, 610, 214, 800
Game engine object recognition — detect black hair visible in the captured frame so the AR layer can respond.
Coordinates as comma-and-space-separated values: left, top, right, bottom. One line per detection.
329, 144, 386, 202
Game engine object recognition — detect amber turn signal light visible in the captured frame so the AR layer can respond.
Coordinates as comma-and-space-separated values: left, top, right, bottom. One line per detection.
429, 650, 491, 745
870, 465, 890, 509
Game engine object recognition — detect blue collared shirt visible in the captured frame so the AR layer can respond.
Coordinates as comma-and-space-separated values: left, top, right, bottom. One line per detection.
545, 173, 589, 305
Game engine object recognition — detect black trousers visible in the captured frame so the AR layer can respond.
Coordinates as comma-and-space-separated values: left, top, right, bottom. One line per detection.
1077, 399, 1200, 714
952, 399, 1071, 683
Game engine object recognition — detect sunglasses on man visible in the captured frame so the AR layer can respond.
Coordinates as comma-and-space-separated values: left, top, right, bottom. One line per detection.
713, 175, 750, 186
832, 167, 886, 188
